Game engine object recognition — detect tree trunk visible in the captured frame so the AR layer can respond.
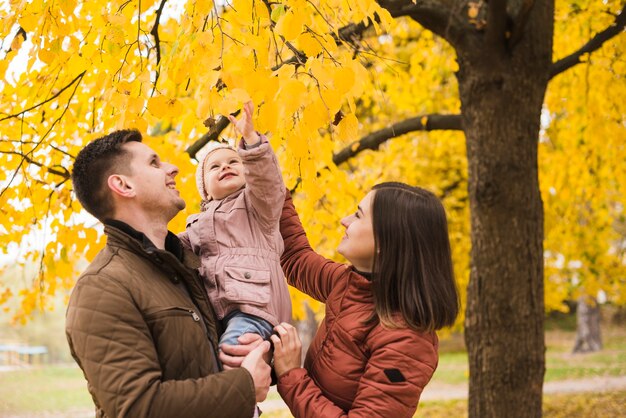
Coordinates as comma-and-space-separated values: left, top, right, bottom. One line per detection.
295, 302, 319, 366
572, 296, 602, 353
460, 3, 553, 417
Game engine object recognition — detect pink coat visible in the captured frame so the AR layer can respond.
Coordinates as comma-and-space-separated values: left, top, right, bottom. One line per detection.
179, 138, 291, 326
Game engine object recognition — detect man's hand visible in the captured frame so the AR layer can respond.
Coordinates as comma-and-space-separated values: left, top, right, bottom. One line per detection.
240, 340, 272, 402
219, 333, 266, 370
270, 322, 302, 377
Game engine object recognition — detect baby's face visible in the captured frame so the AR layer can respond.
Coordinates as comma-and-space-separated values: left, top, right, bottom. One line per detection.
203, 148, 246, 200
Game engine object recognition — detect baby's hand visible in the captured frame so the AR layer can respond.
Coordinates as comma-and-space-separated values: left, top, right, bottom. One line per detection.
227, 101, 260, 145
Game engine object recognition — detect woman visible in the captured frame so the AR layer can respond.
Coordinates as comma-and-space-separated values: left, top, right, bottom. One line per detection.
270, 182, 459, 417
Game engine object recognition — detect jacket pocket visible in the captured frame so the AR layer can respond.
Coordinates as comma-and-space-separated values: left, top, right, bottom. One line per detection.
144, 307, 209, 380
145, 306, 202, 321
223, 266, 270, 306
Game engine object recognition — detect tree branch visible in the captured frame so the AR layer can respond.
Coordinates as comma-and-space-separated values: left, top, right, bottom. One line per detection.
150, 0, 167, 66
550, 4, 626, 79
377, 0, 468, 47
0, 71, 86, 122
1, 151, 70, 179
186, 115, 232, 159
332, 113, 462, 165
1, 73, 83, 199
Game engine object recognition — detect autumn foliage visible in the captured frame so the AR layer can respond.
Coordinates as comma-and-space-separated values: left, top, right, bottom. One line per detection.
0, 0, 624, 324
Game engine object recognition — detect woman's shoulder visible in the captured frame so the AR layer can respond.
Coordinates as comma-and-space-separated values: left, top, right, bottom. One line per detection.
369, 320, 439, 351
362, 322, 439, 382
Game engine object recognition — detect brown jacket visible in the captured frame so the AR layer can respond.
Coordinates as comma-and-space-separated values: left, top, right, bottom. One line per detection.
277, 194, 439, 418
66, 223, 255, 418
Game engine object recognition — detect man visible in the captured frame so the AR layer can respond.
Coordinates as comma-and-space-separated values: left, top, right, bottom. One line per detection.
66, 129, 270, 418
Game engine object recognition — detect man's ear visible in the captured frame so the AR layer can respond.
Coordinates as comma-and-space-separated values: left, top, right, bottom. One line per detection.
107, 174, 135, 198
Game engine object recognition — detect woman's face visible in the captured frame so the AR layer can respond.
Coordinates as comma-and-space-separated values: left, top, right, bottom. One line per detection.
337, 190, 376, 272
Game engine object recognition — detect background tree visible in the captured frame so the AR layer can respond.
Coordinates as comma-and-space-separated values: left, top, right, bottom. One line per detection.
1, 1, 624, 417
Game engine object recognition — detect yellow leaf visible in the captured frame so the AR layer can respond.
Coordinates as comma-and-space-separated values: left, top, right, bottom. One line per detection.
228, 88, 252, 104
38, 48, 57, 64
302, 99, 330, 128
59, 0, 77, 17
257, 101, 279, 134
297, 32, 323, 57
333, 67, 355, 95
10, 32, 24, 52
287, 125, 308, 158
275, 11, 304, 41
18, 13, 40, 32
278, 79, 308, 116
468, 4, 479, 19
336, 113, 359, 143
66, 53, 88, 73
319, 88, 342, 115
148, 96, 184, 118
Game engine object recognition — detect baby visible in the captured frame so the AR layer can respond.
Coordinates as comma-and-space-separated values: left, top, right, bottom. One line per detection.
179, 101, 292, 348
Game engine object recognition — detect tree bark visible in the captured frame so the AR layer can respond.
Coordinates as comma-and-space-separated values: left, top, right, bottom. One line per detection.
294, 302, 319, 366
572, 296, 602, 353
456, 2, 553, 417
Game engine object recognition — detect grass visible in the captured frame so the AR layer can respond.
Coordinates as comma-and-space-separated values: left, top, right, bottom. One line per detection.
0, 315, 624, 417
403, 391, 626, 418
0, 365, 93, 417
262, 391, 626, 417
428, 314, 626, 385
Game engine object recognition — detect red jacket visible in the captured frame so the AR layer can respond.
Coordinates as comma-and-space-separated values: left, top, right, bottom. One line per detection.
277, 193, 439, 418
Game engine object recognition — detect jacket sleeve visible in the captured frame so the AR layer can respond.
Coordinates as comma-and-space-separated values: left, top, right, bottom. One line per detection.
66, 274, 255, 418
277, 330, 438, 418
238, 136, 286, 232
280, 192, 347, 303
178, 229, 191, 250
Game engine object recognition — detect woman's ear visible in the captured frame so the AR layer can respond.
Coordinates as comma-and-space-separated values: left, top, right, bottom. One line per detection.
107, 174, 135, 198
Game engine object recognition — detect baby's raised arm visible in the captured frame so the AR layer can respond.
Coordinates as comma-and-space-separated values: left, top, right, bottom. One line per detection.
227, 101, 260, 146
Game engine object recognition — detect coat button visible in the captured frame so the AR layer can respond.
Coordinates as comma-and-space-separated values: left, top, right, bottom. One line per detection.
244, 272, 251, 279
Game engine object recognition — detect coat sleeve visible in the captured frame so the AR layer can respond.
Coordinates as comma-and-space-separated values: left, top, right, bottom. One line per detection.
178, 229, 191, 250
277, 330, 439, 418
238, 136, 286, 232
66, 274, 255, 418
279, 192, 347, 303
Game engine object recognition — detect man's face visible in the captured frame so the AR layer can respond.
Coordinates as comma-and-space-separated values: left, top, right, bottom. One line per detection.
122, 141, 186, 219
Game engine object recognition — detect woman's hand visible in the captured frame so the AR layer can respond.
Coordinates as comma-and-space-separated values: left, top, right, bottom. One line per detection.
270, 322, 302, 377
227, 100, 260, 146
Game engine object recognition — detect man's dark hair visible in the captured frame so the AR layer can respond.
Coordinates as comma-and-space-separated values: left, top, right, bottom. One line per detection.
71, 130, 142, 221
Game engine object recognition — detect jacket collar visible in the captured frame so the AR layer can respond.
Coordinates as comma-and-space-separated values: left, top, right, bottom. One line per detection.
354, 269, 373, 281
103, 219, 200, 270
200, 186, 245, 212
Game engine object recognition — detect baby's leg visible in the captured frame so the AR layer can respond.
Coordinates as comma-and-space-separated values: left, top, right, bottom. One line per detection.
219, 312, 274, 418
219, 311, 274, 347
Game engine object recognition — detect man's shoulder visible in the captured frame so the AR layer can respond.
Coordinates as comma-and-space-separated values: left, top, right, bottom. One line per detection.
75, 245, 145, 289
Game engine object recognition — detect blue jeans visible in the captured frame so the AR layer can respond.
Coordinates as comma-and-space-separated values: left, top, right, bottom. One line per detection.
219, 311, 274, 347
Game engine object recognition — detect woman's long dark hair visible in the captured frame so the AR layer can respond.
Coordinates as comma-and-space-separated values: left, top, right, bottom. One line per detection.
370, 182, 459, 332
